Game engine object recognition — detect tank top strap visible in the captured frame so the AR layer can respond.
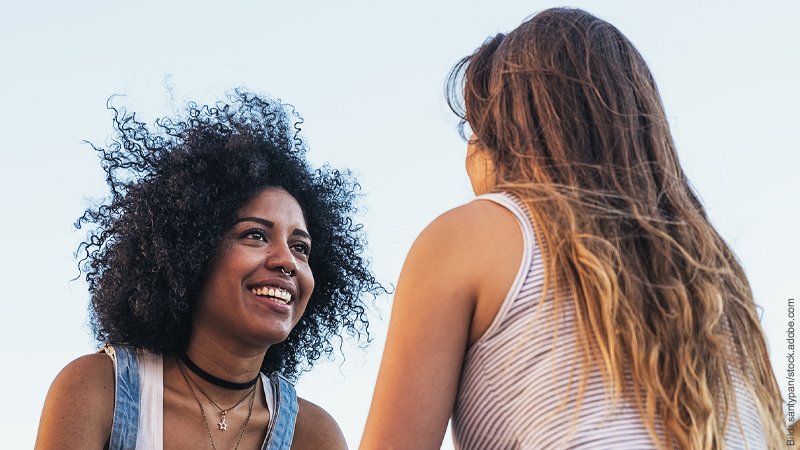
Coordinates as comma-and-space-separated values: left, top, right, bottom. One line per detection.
262, 373, 298, 450
102, 343, 141, 450
475, 192, 536, 244
470, 192, 539, 346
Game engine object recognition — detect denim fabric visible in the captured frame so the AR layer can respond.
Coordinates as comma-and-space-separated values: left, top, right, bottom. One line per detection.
264, 373, 298, 450
105, 344, 298, 450
106, 344, 140, 450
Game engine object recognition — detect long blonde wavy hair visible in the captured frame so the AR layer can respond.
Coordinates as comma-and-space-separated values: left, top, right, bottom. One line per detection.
447, 8, 783, 449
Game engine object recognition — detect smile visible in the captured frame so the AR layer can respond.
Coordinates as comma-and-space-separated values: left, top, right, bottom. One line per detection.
249, 286, 293, 305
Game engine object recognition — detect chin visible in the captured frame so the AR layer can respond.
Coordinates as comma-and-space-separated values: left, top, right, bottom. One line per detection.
251, 328, 293, 348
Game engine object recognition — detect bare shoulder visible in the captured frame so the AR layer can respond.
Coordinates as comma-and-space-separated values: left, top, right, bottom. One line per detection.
35, 353, 115, 450
430, 198, 524, 344
415, 199, 519, 248
50, 353, 115, 398
360, 199, 522, 448
422, 198, 518, 240
291, 397, 347, 449
409, 198, 521, 286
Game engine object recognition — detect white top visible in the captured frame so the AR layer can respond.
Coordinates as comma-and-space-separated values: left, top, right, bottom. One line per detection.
137, 350, 164, 450
106, 348, 275, 450
450, 192, 767, 449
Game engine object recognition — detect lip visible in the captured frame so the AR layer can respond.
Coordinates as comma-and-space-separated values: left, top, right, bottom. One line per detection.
250, 290, 292, 314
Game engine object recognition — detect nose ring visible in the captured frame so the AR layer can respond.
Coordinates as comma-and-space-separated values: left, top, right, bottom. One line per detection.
280, 268, 294, 277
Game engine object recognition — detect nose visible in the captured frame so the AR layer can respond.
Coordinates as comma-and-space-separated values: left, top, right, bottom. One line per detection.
265, 241, 297, 276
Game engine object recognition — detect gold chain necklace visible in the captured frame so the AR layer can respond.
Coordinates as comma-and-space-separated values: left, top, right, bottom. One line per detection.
178, 359, 256, 450
193, 374, 257, 431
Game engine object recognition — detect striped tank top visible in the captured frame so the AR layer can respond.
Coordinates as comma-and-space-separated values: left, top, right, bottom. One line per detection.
450, 192, 767, 449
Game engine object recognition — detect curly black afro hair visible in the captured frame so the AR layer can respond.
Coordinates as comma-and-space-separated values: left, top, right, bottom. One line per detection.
77, 90, 383, 378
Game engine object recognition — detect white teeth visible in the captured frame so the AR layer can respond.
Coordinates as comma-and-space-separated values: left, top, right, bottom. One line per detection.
250, 287, 292, 304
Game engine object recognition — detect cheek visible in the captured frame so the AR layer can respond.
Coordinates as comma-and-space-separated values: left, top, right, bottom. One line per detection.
307, 274, 315, 297
293, 274, 314, 320
291, 298, 311, 332
301, 276, 315, 308
201, 248, 258, 297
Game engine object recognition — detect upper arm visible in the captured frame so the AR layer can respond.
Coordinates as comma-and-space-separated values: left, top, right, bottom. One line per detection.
292, 397, 347, 450
35, 353, 115, 450
361, 201, 520, 449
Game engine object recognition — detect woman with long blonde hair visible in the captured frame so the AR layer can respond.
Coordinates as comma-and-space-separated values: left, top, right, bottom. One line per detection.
361, 7, 783, 449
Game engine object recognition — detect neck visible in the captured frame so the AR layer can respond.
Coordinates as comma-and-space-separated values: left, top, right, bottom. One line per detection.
181, 329, 268, 390
180, 352, 260, 390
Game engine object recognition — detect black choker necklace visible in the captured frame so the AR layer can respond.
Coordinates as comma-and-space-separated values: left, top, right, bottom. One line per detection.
179, 352, 260, 390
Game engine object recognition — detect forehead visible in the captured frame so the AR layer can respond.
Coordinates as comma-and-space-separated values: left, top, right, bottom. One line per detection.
237, 187, 307, 228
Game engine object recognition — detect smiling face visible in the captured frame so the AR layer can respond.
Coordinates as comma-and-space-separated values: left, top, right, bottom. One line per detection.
192, 187, 315, 350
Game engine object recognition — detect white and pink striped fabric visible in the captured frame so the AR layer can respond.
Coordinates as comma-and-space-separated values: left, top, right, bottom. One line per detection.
450, 192, 766, 450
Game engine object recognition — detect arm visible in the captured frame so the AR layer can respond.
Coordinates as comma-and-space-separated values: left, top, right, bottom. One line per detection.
292, 397, 348, 449
35, 353, 115, 450
361, 200, 520, 449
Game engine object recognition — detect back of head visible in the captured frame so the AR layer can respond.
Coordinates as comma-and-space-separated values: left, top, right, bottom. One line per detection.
448, 8, 782, 449
452, 7, 680, 196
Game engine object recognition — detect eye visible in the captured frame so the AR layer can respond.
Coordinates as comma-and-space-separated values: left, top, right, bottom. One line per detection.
241, 228, 267, 242
291, 242, 311, 256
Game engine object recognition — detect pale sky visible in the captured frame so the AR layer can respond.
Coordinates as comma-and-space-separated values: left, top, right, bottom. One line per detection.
1, 1, 797, 448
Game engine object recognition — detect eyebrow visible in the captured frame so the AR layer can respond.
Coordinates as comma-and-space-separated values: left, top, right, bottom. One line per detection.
234, 217, 312, 240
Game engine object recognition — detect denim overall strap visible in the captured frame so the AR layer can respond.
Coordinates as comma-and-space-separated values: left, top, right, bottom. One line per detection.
105, 344, 141, 450
263, 373, 298, 450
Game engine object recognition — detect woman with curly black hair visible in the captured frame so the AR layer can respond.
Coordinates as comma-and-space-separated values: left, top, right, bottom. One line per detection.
35, 91, 382, 449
